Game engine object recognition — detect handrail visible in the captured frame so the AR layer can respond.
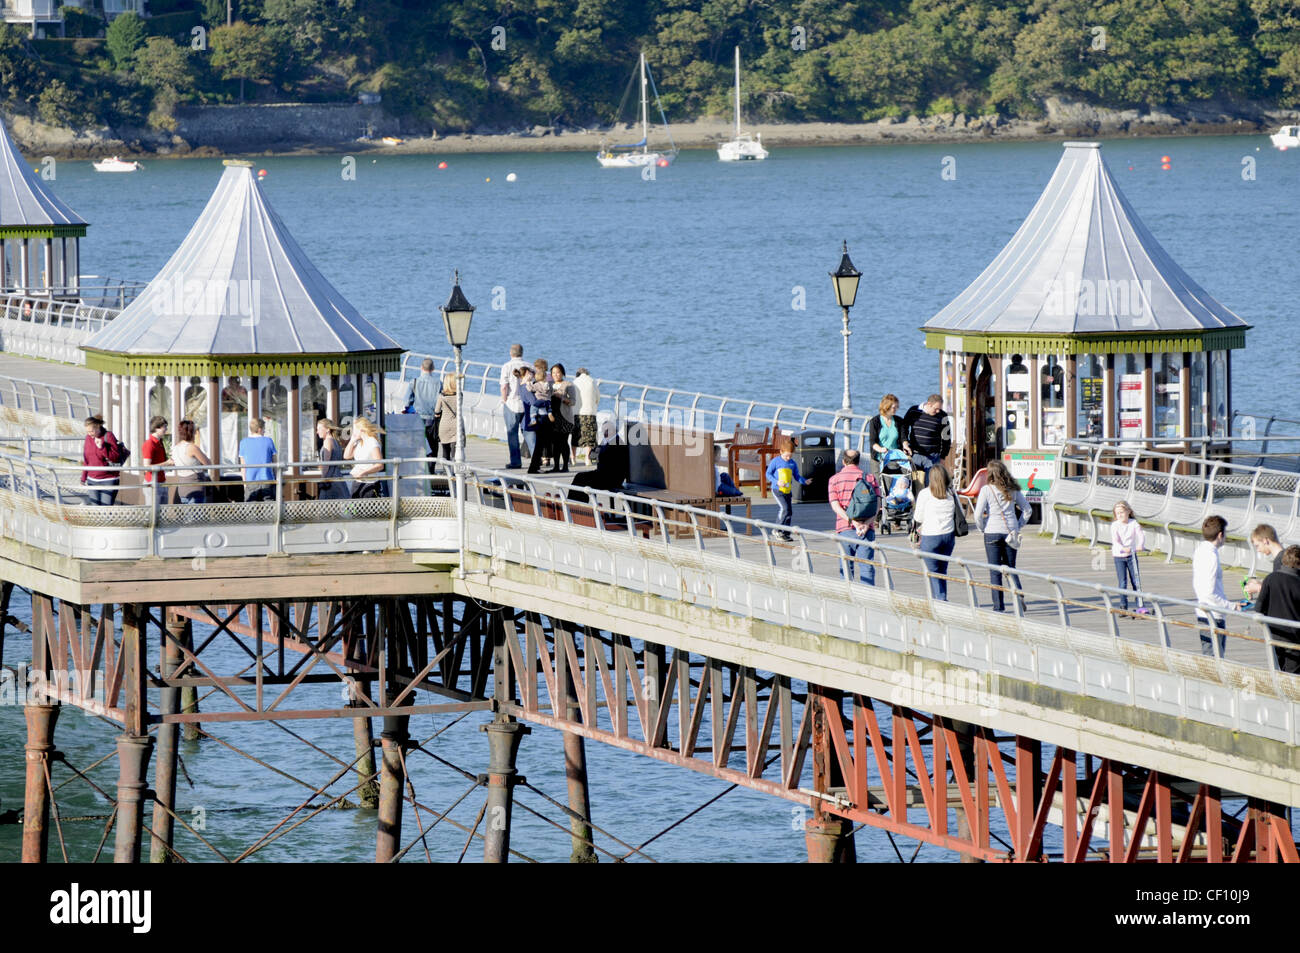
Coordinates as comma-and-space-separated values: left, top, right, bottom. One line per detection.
399, 351, 878, 448
463, 466, 1300, 705
0, 376, 96, 419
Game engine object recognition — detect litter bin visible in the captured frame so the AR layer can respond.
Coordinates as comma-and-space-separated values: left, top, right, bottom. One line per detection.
793, 429, 836, 503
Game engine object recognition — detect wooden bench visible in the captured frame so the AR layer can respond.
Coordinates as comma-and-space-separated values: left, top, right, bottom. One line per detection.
506, 486, 652, 537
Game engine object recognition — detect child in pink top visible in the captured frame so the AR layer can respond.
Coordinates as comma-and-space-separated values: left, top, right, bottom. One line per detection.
1111, 501, 1148, 613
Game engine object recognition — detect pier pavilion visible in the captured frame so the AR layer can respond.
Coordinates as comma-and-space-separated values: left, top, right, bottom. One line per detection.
923, 142, 1250, 498
80, 161, 403, 465
0, 119, 86, 297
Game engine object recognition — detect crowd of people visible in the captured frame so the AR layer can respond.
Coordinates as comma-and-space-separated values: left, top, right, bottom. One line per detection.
79, 410, 388, 505
490, 345, 600, 472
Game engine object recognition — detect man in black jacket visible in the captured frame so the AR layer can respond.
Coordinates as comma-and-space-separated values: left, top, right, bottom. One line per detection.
902, 394, 951, 473
1256, 545, 1300, 673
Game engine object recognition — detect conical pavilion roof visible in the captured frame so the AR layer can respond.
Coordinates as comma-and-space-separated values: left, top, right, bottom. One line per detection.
0, 117, 86, 230
923, 142, 1248, 348
83, 164, 402, 377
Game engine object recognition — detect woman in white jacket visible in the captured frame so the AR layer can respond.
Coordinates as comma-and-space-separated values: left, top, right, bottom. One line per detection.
913, 464, 958, 601
572, 367, 601, 466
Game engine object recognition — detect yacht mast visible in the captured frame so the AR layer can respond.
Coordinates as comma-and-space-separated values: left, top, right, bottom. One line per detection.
640, 51, 649, 155
734, 46, 741, 137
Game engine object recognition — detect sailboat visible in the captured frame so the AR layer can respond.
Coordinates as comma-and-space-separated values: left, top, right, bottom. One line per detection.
717, 47, 768, 162
597, 52, 679, 168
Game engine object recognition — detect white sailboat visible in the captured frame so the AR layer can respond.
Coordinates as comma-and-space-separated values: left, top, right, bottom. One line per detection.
597, 52, 678, 168
717, 47, 768, 162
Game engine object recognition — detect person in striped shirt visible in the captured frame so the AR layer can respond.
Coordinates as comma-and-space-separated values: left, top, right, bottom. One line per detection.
827, 449, 878, 585
901, 394, 951, 473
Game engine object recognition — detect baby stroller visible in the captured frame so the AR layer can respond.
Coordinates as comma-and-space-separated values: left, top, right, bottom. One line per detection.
878, 450, 915, 535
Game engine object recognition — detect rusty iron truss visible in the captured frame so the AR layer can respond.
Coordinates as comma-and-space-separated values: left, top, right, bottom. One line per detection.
9, 593, 1298, 862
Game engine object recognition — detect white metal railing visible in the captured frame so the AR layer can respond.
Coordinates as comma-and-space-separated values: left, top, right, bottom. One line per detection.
398, 352, 878, 448
0, 377, 97, 419
1047, 438, 1300, 566
0, 448, 459, 559
463, 466, 1300, 745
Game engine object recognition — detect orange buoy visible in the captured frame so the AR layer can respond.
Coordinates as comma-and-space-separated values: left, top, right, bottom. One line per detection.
656, 158, 669, 167
437, 161, 448, 169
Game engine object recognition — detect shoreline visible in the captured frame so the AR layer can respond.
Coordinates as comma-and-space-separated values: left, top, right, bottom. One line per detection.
13, 105, 1294, 160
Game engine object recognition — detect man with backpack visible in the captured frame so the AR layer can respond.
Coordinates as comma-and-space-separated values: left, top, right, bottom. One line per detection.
828, 449, 879, 586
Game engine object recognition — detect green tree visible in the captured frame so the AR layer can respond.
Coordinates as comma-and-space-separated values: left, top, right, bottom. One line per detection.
135, 37, 195, 93
37, 79, 87, 127
105, 11, 146, 71
210, 21, 277, 101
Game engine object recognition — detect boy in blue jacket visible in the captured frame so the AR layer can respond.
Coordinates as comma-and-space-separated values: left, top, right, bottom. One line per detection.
765, 435, 807, 541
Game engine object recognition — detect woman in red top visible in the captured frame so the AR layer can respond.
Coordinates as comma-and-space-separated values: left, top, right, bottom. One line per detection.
81, 415, 125, 506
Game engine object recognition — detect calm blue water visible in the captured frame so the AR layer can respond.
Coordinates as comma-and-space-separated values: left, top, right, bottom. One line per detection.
1, 136, 1295, 862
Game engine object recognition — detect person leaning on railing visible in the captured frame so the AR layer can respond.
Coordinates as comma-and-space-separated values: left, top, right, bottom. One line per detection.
170, 419, 213, 504
81, 415, 127, 506
316, 418, 347, 499
238, 416, 277, 503
345, 417, 386, 498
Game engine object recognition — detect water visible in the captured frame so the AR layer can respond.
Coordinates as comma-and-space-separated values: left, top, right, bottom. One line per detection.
1, 136, 1295, 862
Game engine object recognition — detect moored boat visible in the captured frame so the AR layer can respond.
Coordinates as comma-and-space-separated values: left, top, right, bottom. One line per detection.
92, 156, 141, 172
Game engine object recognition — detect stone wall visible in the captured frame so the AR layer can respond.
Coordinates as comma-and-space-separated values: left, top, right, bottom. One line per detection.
172, 103, 403, 151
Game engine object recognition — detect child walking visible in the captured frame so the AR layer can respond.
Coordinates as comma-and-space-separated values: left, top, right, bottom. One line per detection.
765, 435, 808, 541
1111, 501, 1148, 613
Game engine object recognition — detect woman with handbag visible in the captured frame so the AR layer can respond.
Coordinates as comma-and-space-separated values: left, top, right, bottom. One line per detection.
973, 460, 1032, 612
548, 363, 575, 473
912, 464, 960, 601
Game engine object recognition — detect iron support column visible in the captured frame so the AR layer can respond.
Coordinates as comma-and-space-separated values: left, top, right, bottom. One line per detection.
805, 815, 857, 863
150, 614, 185, 862
21, 703, 59, 863
564, 676, 596, 862
482, 715, 528, 863
374, 714, 409, 863
113, 734, 154, 863
352, 701, 380, 810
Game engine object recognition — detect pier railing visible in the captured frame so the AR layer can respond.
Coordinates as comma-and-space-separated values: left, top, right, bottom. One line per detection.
1, 441, 1297, 740
399, 352, 878, 448
461, 467, 1300, 745
1046, 438, 1300, 568
0, 449, 458, 559
0, 377, 97, 419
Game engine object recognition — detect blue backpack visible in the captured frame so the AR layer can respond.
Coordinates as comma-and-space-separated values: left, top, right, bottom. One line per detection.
846, 473, 879, 521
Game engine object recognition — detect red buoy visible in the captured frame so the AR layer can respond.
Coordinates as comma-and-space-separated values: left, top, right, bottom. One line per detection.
437, 161, 448, 169
656, 158, 669, 167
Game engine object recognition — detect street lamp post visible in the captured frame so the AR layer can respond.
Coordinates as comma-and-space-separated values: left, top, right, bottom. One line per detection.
440, 271, 475, 575
829, 240, 862, 415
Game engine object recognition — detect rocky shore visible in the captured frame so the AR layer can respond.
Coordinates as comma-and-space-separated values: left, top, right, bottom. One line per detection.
8, 97, 1298, 160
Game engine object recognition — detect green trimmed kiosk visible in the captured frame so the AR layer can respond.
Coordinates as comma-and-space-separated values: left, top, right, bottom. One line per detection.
0, 119, 86, 296
922, 141, 1249, 502
81, 161, 403, 494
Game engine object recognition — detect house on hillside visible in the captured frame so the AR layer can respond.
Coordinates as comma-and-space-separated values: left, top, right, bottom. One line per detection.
3, 0, 148, 38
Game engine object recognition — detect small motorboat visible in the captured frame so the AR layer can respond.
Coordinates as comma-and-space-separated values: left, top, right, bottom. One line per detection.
381, 136, 405, 146
93, 156, 141, 172
1270, 125, 1300, 150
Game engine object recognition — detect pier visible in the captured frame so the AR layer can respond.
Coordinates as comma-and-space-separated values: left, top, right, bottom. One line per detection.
0, 136, 1296, 865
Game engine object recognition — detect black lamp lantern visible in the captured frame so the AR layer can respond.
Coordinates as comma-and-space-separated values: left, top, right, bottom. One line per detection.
440, 270, 475, 347
830, 240, 861, 310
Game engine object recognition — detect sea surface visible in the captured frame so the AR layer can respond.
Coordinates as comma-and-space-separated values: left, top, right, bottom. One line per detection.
1, 136, 1297, 862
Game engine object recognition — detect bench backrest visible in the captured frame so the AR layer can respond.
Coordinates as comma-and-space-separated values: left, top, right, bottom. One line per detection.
627, 422, 716, 497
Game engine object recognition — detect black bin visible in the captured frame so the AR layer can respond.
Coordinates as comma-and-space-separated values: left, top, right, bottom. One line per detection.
793, 429, 835, 503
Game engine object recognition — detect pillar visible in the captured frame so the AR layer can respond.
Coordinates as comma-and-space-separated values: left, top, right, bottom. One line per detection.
482, 715, 528, 863
150, 613, 186, 862
352, 701, 379, 810
113, 734, 154, 863
179, 620, 200, 742
21, 703, 59, 863
563, 723, 595, 863
374, 714, 408, 863
804, 815, 856, 863
806, 686, 856, 863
